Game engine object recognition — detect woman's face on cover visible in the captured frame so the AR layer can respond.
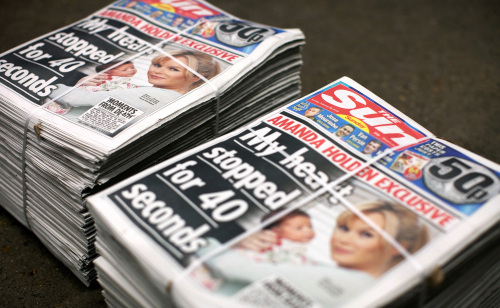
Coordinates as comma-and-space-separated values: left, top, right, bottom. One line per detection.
330, 212, 395, 277
147, 56, 194, 93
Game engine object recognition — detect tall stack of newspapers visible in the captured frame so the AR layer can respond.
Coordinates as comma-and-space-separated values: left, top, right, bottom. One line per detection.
0, 0, 305, 285
87, 77, 500, 307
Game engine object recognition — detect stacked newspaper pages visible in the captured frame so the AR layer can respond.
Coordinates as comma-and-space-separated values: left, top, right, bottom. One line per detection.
87, 76, 500, 307
0, 0, 305, 285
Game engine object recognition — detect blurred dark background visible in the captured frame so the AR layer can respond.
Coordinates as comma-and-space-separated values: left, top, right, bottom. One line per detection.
0, 0, 498, 306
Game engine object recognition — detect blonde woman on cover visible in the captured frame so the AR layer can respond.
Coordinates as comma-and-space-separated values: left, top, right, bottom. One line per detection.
329, 201, 428, 277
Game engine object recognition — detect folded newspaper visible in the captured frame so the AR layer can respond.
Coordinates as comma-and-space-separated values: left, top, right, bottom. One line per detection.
0, 0, 304, 284
87, 76, 500, 307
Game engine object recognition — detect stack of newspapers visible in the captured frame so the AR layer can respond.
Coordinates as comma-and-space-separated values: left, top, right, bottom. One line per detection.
0, 0, 304, 285
87, 77, 500, 307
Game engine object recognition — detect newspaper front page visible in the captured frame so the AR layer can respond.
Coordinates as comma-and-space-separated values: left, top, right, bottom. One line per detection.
0, 0, 304, 284
87, 76, 500, 307
0, 0, 303, 152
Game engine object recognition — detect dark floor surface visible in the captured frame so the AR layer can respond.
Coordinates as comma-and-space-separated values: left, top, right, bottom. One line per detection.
0, 0, 499, 307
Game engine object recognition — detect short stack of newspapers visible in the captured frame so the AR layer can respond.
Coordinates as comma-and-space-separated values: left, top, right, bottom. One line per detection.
0, 0, 305, 284
87, 77, 500, 307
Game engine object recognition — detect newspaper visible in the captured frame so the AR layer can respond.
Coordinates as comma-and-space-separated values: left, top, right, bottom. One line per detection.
0, 0, 304, 284
87, 76, 500, 307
